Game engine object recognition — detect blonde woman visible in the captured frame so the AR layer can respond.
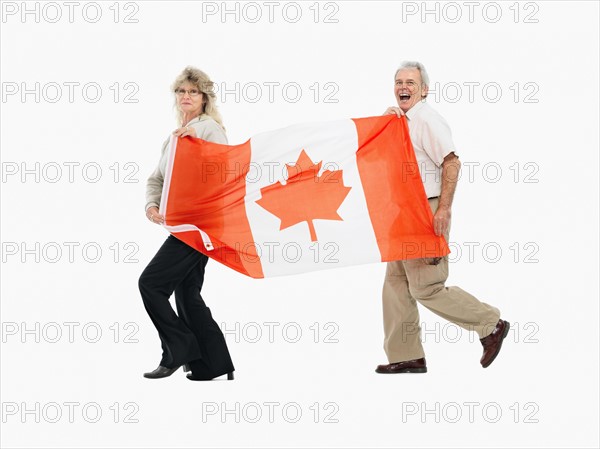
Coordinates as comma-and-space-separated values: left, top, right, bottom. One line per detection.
139, 67, 234, 381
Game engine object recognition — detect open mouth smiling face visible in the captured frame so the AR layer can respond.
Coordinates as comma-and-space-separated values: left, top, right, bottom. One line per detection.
394, 68, 428, 113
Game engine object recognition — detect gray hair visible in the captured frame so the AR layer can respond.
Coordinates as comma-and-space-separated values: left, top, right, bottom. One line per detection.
394, 61, 430, 89
171, 66, 224, 129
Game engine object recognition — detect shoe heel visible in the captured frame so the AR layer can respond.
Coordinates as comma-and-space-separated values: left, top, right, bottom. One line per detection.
502, 321, 510, 339
183, 364, 191, 373
227, 372, 234, 380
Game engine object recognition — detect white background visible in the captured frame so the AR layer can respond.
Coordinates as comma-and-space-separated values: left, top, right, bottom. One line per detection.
1, 1, 598, 447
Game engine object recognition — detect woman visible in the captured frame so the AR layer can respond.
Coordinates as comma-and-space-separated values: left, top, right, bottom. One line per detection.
139, 66, 234, 381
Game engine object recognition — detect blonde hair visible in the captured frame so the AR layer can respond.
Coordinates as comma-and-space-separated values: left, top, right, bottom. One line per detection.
171, 66, 224, 129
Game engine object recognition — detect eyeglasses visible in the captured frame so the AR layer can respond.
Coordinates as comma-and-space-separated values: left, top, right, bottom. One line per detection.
175, 88, 202, 97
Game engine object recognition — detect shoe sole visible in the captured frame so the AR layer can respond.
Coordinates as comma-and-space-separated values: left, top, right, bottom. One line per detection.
482, 321, 510, 368
187, 371, 235, 381
375, 367, 427, 374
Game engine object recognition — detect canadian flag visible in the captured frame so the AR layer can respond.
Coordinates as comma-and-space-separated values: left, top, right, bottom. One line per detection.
160, 115, 449, 278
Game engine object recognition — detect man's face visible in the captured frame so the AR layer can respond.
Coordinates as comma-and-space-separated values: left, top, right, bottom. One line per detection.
394, 68, 428, 113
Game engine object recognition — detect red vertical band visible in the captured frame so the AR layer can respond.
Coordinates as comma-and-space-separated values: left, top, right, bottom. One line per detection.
353, 115, 449, 260
165, 137, 264, 278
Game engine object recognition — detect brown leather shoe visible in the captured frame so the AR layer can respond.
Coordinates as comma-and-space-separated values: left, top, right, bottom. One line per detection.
480, 319, 510, 368
375, 358, 427, 374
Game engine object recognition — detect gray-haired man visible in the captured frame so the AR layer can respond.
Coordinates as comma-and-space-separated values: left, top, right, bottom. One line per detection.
376, 61, 509, 374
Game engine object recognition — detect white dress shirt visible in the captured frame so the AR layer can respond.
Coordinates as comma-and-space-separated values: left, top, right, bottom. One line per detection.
405, 101, 457, 198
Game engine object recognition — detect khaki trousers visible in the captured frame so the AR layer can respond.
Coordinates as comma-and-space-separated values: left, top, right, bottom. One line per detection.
382, 197, 501, 363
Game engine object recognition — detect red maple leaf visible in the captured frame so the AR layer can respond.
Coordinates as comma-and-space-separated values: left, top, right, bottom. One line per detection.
256, 149, 352, 242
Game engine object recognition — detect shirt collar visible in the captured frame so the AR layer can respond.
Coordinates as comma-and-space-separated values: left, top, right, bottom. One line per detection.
405, 100, 426, 121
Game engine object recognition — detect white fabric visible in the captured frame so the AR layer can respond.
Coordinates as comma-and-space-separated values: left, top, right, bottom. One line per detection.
244, 119, 381, 277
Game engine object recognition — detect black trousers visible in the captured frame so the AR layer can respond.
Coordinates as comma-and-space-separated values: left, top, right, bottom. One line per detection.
139, 235, 234, 379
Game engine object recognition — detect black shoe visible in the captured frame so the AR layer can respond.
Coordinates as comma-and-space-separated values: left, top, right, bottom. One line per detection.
143, 365, 181, 379
187, 371, 234, 381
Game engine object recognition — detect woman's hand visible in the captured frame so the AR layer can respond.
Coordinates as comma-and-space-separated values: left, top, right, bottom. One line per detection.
173, 126, 197, 138
146, 206, 165, 225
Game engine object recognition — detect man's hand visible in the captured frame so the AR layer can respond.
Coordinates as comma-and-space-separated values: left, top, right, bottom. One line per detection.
433, 205, 451, 237
383, 107, 405, 117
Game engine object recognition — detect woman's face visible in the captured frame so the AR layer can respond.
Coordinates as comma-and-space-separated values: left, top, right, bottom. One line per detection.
175, 81, 204, 118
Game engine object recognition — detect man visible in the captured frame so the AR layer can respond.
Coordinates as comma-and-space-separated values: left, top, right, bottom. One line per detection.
376, 61, 509, 374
